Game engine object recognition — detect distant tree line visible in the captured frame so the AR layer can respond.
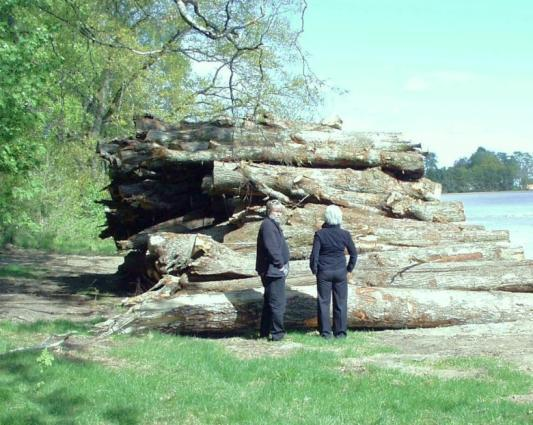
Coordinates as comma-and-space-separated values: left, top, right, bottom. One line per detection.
424, 147, 533, 193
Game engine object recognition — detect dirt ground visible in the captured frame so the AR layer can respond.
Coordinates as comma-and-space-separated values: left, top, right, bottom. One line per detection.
0, 247, 125, 322
1, 247, 532, 388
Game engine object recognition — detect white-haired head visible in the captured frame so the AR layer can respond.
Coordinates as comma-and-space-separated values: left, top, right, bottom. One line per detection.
324, 205, 342, 226
266, 199, 284, 222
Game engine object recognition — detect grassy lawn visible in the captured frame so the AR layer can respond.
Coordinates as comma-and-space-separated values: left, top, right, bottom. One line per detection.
0, 321, 531, 425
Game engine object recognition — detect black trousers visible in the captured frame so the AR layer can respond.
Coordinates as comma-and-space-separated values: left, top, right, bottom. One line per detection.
316, 268, 348, 337
260, 275, 286, 340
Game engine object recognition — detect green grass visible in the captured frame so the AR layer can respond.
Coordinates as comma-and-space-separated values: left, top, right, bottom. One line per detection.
0, 264, 46, 279
0, 321, 531, 425
4, 231, 118, 256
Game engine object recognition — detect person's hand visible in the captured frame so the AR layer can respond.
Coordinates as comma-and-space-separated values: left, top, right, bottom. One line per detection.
347, 272, 354, 284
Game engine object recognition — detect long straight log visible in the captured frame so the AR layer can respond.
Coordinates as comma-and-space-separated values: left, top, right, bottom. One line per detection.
223, 205, 509, 257
98, 137, 425, 179
96, 286, 533, 335
133, 115, 420, 152
169, 256, 533, 293
179, 261, 533, 294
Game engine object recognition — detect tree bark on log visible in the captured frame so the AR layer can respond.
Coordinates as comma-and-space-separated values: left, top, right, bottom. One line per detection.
211, 161, 440, 200
124, 231, 530, 293
98, 137, 425, 179
96, 286, 533, 335
146, 233, 258, 281
206, 161, 464, 222
223, 205, 509, 257
133, 115, 420, 151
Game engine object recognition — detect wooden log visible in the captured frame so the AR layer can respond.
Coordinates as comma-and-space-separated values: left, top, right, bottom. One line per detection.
149, 252, 532, 294
95, 286, 533, 335
359, 243, 524, 266
210, 162, 440, 200
116, 210, 215, 250
146, 232, 257, 280
223, 205, 509, 257
98, 136, 425, 179
207, 162, 463, 222
180, 260, 533, 294
133, 115, 420, 151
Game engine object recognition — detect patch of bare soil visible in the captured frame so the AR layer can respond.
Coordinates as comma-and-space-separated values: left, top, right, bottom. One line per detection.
372, 320, 533, 375
0, 247, 126, 322
217, 337, 305, 359
340, 353, 488, 379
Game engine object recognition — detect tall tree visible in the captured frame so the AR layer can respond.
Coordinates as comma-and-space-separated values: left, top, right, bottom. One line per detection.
0, 0, 322, 249
33, 0, 320, 138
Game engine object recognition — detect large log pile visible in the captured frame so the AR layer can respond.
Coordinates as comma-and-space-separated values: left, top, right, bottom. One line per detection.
96, 114, 533, 335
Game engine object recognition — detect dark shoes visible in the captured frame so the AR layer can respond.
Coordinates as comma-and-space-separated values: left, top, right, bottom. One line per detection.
269, 333, 285, 342
320, 332, 347, 340
259, 332, 285, 342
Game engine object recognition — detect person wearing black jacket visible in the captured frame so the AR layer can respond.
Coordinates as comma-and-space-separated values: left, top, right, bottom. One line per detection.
256, 200, 290, 341
309, 205, 357, 339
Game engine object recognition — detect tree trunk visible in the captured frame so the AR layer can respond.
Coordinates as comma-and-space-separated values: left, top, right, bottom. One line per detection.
96, 286, 533, 335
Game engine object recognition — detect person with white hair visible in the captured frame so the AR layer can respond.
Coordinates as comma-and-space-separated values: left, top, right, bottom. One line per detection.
255, 199, 290, 341
309, 205, 357, 339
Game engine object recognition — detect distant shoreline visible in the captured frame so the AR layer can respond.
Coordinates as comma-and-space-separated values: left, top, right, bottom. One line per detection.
443, 190, 532, 196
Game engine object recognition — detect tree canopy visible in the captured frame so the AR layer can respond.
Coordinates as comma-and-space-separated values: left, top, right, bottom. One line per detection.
425, 148, 533, 193
0, 0, 319, 251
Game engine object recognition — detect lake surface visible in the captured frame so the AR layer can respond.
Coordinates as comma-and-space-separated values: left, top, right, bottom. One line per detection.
442, 191, 533, 259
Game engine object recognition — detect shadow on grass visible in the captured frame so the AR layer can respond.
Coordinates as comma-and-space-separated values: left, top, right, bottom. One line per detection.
103, 406, 141, 425
51, 272, 130, 297
0, 352, 143, 425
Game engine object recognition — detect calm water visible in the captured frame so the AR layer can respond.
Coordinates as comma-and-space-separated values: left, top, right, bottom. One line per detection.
442, 191, 533, 259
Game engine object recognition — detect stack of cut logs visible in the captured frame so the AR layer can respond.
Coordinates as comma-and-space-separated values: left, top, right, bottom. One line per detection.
96, 114, 533, 335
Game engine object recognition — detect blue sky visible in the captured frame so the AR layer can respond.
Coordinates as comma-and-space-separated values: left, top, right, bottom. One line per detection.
300, 0, 533, 166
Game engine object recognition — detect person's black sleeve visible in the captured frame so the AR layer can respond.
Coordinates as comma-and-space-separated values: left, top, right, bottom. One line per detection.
345, 231, 357, 272
262, 220, 285, 268
309, 233, 321, 275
